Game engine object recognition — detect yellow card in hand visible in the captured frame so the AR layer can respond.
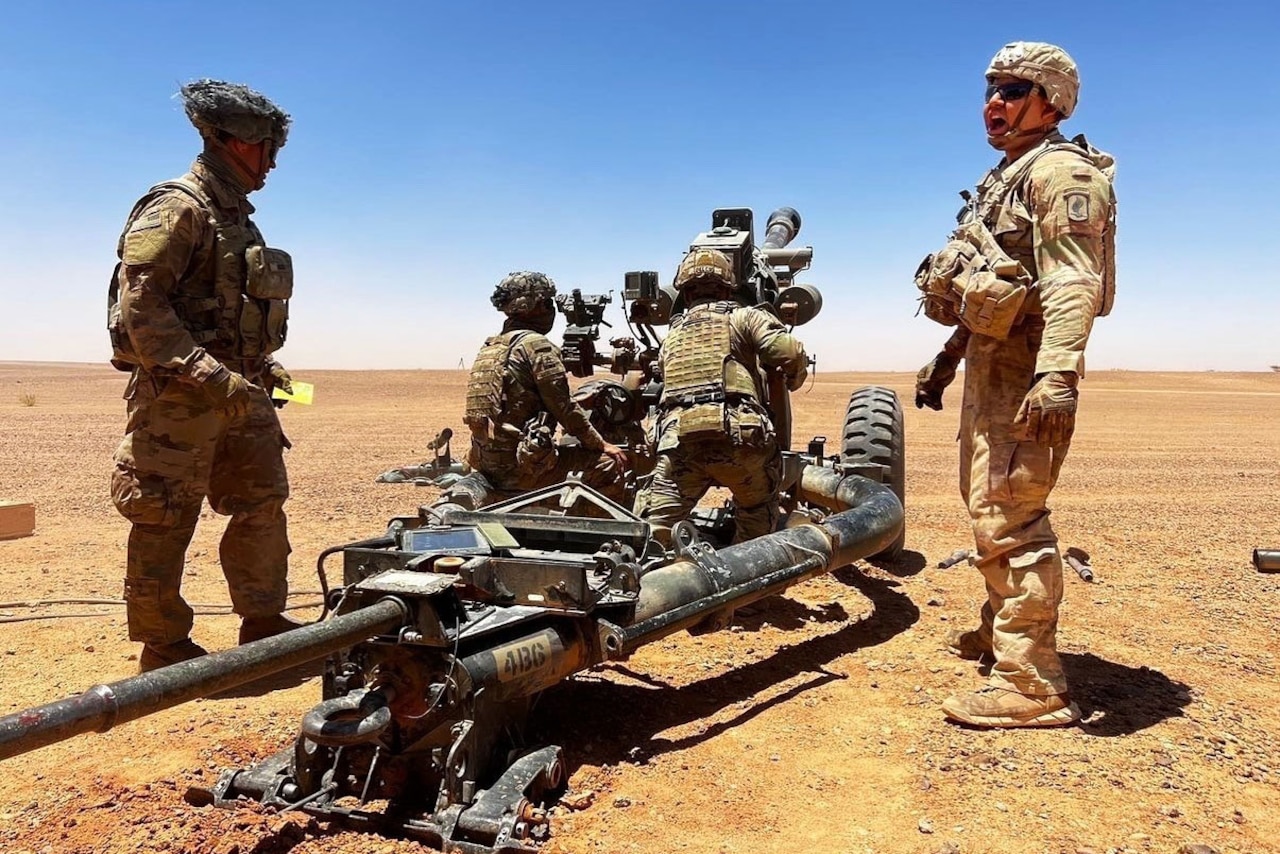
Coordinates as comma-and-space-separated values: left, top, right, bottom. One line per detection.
272, 381, 314, 406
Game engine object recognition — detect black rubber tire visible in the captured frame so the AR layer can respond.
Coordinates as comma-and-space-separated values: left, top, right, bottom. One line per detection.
840, 385, 906, 559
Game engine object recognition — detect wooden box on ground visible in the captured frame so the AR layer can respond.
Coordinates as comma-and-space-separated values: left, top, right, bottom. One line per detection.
0, 501, 35, 540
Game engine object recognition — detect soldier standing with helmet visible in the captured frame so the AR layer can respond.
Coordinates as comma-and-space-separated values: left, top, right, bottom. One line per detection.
913, 43, 1117, 727
633, 248, 809, 546
464, 272, 630, 501
109, 80, 303, 672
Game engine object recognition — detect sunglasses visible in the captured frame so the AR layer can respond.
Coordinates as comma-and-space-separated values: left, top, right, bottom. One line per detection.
984, 80, 1038, 102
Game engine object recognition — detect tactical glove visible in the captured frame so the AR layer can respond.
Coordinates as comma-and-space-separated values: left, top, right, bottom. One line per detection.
203, 364, 256, 419
267, 360, 293, 409
1015, 371, 1078, 447
915, 353, 960, 411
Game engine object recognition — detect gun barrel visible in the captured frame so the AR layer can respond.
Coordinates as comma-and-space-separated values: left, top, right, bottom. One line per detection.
762, 207, 802, 250
0, 598, 407, 761
607, 467, 902, 654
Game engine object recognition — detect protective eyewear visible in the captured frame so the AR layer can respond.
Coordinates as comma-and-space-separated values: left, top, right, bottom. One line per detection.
984, 80, 1038, 102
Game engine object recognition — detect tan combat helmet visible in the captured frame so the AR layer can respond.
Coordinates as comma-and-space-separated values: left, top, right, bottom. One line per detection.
490, 271, 557, 316
986, 42, 1080, 119
673, 248, 735, 292
180, 79, 291, 146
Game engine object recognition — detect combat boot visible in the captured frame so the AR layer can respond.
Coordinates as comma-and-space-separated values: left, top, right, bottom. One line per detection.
239, 613, 307, 644
942, 685, 1080, 728
945, 627, 994, 661
139, 639, 209, 673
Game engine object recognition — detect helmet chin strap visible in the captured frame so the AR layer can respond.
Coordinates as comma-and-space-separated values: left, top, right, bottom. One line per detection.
212, 137, 267, 191
988, 94, 1055, 150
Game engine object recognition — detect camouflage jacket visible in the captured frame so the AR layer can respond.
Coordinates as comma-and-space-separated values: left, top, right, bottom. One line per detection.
976, 132, 1115, 375
115, 158, 274, 381
466, 322, 606, 469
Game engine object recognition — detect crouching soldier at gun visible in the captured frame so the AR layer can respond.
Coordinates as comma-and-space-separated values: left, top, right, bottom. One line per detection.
464, 272, 630, 502
633, 249, 809, 546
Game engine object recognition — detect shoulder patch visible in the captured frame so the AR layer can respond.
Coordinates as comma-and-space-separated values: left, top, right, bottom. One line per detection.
122, 209, 173, 265
1064, 190, 1090, 223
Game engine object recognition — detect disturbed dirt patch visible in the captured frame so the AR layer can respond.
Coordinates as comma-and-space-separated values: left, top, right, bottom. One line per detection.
0, 364, 1277, 854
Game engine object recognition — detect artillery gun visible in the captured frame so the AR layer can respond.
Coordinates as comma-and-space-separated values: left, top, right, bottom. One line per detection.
0, 464, 903, 853
552, 205, 906, 556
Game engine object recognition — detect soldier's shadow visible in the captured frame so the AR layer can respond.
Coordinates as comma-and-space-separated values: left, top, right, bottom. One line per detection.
534, 570, 918, 770
1064, 652, 1191, 736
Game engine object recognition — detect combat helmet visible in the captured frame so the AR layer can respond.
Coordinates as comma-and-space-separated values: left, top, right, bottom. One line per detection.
986, 42, 1080, 119
180, 79, 291, 146
490, 271, 557, 316
673, 248, 735, 292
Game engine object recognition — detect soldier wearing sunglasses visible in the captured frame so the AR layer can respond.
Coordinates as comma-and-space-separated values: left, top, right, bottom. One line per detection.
912, 43, 1118, 728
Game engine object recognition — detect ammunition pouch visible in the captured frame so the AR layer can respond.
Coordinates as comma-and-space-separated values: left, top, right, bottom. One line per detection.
914, 239, 977, 327
917, 220, 1033, 340
957, 270, 1028, 340
240, 246, 292, 357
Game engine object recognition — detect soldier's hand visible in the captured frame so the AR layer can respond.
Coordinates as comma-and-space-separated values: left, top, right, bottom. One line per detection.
267, 361, 293, 409
602, 442, 630, 471
1014, 371, 1078, 446
915, 352, 960, 411
204, 364, 258, 420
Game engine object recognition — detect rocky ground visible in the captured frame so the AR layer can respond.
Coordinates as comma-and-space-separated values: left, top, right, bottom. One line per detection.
0, 363, 1276, 854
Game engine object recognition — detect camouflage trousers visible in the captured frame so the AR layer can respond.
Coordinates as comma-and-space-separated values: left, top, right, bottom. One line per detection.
110, 369, 291, 644
959, 316, 1070, 696
634, 430, 781, 546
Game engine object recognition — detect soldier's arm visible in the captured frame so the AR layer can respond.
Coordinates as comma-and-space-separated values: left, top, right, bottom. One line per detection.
1029, 154, 1110, 376
737, 309, 810, 391
525, 338, 608, 451
117, 194, 210, 378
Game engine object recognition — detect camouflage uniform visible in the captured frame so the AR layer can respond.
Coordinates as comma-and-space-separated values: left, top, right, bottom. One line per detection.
915, 43, 1116, 724
109, 81, 295, 652
634, 250, 809, 544
464, 273, 627, 502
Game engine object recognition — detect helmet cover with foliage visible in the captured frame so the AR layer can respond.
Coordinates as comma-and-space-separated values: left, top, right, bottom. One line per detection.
985, 42, 1080, 119
673, 248, 735, 292
180, 79, 291, 146
490, 271, 557, 316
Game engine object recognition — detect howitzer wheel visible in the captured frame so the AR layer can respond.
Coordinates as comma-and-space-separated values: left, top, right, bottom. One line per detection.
840, 386, 905, 558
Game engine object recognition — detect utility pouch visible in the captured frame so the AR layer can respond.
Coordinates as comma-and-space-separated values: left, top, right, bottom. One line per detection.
240, 247, 292, 356
914, 239, 977, 327
729, 404, 771, 448
675, 403, 726, 439
959, 271, 1028, 340
244, 246, 294, 299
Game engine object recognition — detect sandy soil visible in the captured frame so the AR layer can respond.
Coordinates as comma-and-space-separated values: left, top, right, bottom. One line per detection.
0, 362, 1277, 854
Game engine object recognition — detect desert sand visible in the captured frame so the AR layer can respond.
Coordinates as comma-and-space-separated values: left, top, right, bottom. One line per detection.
0, 362, 1277, 854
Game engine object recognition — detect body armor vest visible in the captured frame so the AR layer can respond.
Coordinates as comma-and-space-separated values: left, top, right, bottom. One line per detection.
109, 176, 292, 371
975, 135, 1116, 317
661, 303, 760, 406
465, 331, 532, 441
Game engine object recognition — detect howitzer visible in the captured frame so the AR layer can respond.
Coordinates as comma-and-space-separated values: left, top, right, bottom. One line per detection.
557, 206, 822, 449
0, 466, 902, 853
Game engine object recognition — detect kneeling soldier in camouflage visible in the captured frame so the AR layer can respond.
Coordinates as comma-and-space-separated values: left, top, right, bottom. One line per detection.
464, 272, 630, 501
634, 249, 808, 546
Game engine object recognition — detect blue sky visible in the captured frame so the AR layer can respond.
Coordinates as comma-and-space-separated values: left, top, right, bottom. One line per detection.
1, 0, 1276, 371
